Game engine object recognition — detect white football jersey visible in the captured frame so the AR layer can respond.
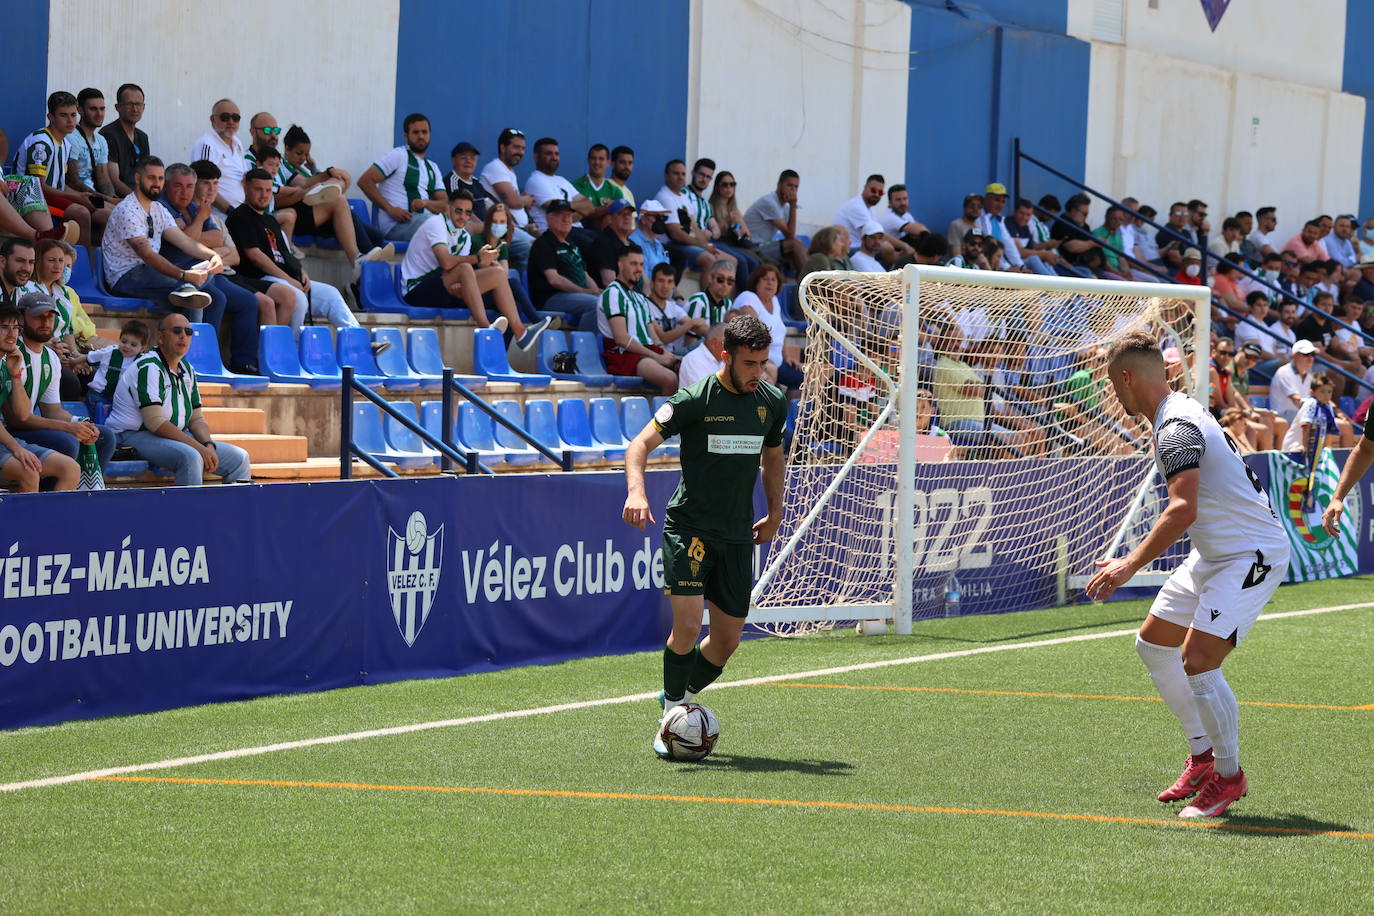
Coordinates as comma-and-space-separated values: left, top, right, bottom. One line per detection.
1151, 392, 1286, 560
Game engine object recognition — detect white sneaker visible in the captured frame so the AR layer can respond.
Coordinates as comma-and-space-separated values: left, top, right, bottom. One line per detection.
169, 284, 211, 311
303, 182, 342, 205
489, 316, 509, 334
358, 244, 395, 263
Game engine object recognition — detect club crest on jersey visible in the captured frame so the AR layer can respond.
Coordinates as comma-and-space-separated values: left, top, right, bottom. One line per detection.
690, 559, 701, 578
756, 406, 767, 424
386, 510, 444, 646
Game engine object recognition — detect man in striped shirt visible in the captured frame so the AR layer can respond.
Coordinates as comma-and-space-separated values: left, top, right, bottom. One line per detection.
358, 113, 447, 242
11, 91, 97, 247
0, 302, 78, 492
599, 243, 678, 394
107, 313, 251, 486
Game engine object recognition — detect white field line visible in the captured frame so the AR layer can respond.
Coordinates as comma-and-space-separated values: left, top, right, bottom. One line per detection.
2, 601, 1369, 794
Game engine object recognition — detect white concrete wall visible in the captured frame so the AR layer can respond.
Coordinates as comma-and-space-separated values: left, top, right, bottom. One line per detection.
46, 0, 399, 192
691, 0, 911, 233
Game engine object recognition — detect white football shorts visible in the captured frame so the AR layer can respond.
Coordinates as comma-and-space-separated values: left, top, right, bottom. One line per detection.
1148, 545, 1290, 645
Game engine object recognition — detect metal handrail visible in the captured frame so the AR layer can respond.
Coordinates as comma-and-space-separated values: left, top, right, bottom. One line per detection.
445, 373, 574, 472
340, 367, 486, 479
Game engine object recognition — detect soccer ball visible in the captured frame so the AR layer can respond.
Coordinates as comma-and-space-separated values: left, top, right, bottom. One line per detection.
658, 703, 720, 761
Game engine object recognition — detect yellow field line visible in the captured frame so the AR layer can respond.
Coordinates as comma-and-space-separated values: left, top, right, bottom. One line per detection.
92, 775, 1374, 841
766, 682, 1372, 711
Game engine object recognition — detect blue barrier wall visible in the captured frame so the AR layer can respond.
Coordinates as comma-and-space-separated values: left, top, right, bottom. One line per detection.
904, 1, 1089, 232
393, 0, 689, 206
1, 0, 51, 164
1342, 0, 1374, 220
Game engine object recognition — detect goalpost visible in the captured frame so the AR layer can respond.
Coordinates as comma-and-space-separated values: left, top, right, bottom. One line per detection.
750, 264, 1212, 632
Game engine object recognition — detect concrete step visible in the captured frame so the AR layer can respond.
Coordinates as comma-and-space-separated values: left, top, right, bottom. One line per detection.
203, 407, 265, 434
250, 458, 443, 480
217, 433, 309, 463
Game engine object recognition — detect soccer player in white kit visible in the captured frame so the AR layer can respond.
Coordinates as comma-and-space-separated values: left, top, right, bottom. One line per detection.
1086, 331, 1289, 818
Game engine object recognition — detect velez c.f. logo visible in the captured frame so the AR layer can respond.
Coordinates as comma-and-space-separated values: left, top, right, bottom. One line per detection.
387, 510, 444, 646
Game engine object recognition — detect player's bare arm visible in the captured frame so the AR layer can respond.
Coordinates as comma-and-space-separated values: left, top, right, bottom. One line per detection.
1085, 468, 1199, 601
1323, 436, 1374, 535
753, 443, 785, 544
622, 424, 664, 529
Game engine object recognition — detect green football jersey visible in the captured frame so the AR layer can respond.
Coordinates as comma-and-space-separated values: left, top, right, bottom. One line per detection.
573, 175, 624, 208
653, 373, 786, 543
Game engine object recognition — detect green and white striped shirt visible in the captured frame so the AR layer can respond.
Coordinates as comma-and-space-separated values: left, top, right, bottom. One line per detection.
107, 348, 202, 433
371, 146, 443, 234
684, 291, 732, 327
19, 343, 61, 406
400, 215, 471, 292
597, 280, 656, 346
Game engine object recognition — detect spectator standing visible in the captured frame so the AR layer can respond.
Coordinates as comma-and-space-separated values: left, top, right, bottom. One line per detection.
599, 243, 678, 394
736, 264, 802, 390
107, 313, 251, 486
100, 83, 149, 197
358, 113, 446, 241
188, 99, 247, 215
0, 302, 77, 492
528, 200, 600, 332
101, 157, 223, 316
743, 170, 805, 274
947, 193, 983, 256
573, 143, 624, 229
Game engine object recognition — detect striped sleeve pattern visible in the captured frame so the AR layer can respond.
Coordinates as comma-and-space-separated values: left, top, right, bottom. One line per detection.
1156, 419, 1206, 478
135, 357, 165, 407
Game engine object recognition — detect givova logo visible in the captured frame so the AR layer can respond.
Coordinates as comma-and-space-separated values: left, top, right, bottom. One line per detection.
387, 510, 444, 646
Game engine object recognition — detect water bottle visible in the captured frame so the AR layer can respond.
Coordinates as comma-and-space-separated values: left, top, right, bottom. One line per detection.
943, 575, 962, 618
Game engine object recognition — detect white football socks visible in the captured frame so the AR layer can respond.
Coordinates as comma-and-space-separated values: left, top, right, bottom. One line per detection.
1135, 637, 1212, 756
1188, 667, 1240, 778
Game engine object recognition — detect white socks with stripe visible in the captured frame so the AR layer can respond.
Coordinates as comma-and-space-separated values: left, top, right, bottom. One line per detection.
1135, 637, 1212, 757
1187, 667, 1240, 778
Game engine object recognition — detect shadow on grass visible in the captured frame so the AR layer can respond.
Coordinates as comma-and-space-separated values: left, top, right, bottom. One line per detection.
1213, 811, 1362, 837
682, 754, 854, 776
910, 617, 1143, 646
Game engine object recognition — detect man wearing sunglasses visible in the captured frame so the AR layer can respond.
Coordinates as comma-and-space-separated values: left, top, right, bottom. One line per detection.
188, 99, 247, 215
107, 313, 251, 486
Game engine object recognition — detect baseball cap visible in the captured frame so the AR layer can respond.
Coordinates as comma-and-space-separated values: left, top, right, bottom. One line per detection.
17, 290, 56, 315
640, 200, 668, 214
1241, 342, 1262, 357
543, 199, 574, 214
450, 141, 479, 157
862, 220, 884, 237
1183, 248, 1202, 260
984, 182, 1007, 196
1292, 339, 1318, 355
1359, 250, 1374, 267
607, 199, 636, 215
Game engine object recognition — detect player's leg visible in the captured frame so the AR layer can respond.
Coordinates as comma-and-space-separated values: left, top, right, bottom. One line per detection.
659, 529, 708, 715
1137, 551, 1216, 801
686, 541, 753, 700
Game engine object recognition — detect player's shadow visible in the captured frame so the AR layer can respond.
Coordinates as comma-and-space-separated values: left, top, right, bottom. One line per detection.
682, 754, 854, 776
1208, 811, 1361, 838
914, 617, 1142, 645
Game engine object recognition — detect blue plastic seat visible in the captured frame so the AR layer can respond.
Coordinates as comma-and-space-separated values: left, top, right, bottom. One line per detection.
105, 459, 150, 477
780, 284, 807, 330
471, 328, 552, 387
420, 400, 497, 468
1248, 395, 1269, 409
470, 401, 534, 465
350, 401, 431, 468
589, 397, 630, 454
620, 396, 652, 440
570, 330, 643, 389
392, 264, 458, 318
526, 398, 600, 464
295, 326, 354, 389
187, 322, 269, 389
405, 327, 486, 388
645, 395, 681, 458
373, 327, 440, 388
357, 261, 439, 319
383, 400, 440, 460
257, 325, 337, 389
337, 326, 417, 390
559, 397, 622, 460
538, 329, 614, 386
87, 250, 156, 313
1338, 396, 1357, 417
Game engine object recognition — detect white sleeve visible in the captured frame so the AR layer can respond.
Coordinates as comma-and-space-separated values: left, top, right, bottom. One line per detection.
656, 190, 681, 225
371, 147, 404, 177
85, 344, 115, 366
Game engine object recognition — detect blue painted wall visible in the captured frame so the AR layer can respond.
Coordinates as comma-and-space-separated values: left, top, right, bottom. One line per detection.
394, 0, 688, 204
1342, 0, 1374, 220
2, 0, 50, 168
903, 2, 1088, 233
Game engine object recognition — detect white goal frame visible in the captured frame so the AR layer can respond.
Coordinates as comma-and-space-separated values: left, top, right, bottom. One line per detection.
748, 264, 1212, 631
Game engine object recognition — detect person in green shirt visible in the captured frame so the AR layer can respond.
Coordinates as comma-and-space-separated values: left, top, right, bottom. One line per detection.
622, 311, 787, 758
572, 143, 624, 231
1092, 205, 1127, 275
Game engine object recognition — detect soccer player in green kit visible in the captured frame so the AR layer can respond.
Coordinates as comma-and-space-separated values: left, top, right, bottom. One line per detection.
622, 311, 788, 757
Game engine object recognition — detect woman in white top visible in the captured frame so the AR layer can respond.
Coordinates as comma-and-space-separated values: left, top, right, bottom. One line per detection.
735, 263, 803, 389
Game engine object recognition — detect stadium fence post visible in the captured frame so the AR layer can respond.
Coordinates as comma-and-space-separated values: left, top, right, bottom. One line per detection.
340, 366, 354, 480
894, 264, 921, 634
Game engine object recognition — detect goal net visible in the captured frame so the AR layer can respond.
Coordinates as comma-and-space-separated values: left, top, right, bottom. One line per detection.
750, 265, 1211, 631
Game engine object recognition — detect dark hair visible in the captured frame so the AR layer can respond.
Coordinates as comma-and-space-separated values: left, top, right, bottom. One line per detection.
284, 124, 310, 149
1215, 260, 1233, 275
133, 155, 164, 175
446, 188, 474, 203
723, 312, 772, 355
1014, 198, 1033, 210
1222, 217, 1240, 233
47, 90, 77, 114
1304, 219, 1322, 230
865, 173, 885, 186
252, 145, 280, 163
120, 319, 151, 344
402, 113, 429, 131
692, 157, 715, 173
187, 159, 219, 181
587, 143, 609, 157
77, 87, 103, 106
243, 167, 273, 183
0, 303, 21, 325
533, 137, 558, 153
1310, 371, 1334, 391
611, 145, 634, 160
1037, 194, 1060, 212
664, 158, 685, 173
651, 262, 675, 279
1256, 206, 1276, 220
1065, 193, 1091, 211
1263, 251, 1283, 264
1105, 329, 1163, 367
1245, 290, 1269, 307
498, 128, 525, 147
618, 243, 644, 261
115, 83, 144, 104
778, 169, 799, 183
1139, 204, 1157, 218
915, 232, 949, 258
1313, 290, 1335, 305
888, 183, 906, 195
1235, 210, 1253, 220
1188, 199, 1207, 210
1, 237, 35, 258
745, 263, 784, 294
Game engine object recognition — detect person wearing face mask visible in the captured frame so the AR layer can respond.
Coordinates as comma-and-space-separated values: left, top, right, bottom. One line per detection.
629, 199, 672, 280
470, 202, 542, 332
1173, 248, 1204, 284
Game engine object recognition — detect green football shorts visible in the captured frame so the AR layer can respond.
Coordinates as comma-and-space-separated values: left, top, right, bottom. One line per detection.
660, 527, 753, 617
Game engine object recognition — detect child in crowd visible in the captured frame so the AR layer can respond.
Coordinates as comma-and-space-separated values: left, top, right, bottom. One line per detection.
83, 319, 150, 418
1280, 371, 1355, 452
